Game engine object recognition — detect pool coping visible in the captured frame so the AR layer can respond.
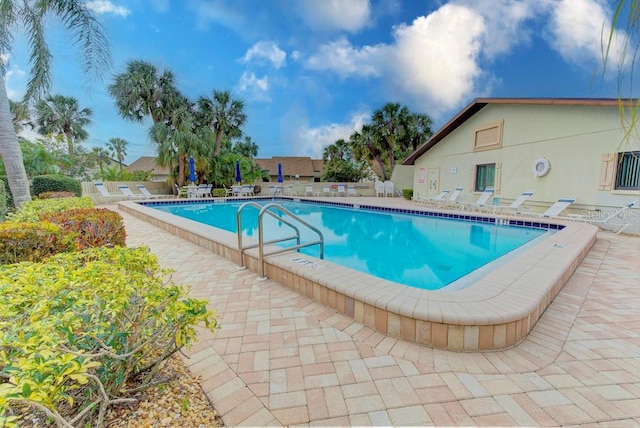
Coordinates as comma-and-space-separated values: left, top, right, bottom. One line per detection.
118, 197, 598, 351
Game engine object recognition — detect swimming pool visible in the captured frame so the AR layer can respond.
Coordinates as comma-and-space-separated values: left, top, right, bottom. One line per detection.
119, 197, 598, 351
151, 200, 547, 290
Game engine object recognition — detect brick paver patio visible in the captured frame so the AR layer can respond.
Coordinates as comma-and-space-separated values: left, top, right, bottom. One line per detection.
116, 205, 640, 427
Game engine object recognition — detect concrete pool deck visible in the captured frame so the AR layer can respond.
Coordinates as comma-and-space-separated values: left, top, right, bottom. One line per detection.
114, 199, 640, 426
119, 197, 598, 352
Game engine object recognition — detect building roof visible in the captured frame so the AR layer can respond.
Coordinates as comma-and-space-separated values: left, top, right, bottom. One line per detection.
402, 97, 638, 165
255, 156, 324, 177
125, 156, 171, 175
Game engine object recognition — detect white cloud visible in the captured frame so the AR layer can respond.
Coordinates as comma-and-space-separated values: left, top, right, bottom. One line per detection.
4, 64, 26, 100
299, 0, 371, 33
236, 72, 270, 102
305, 36, 386, 78
546, 0, 626, 69
241, 41, 286, 69
292, 111, 370, 158
85, 1, 131, 17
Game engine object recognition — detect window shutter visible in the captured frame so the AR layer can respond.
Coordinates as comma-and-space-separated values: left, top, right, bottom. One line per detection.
598, 153, 615, 191
470, 166, 476, 192
494, 162, 502, 194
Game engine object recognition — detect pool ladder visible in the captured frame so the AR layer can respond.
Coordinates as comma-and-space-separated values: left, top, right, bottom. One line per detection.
236, 202, 324, 278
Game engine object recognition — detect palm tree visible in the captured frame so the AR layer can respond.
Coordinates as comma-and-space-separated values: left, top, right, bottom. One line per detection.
107, 137, 128, 171
372, 102, 410, 173
108, 60, 179, 125
35, 94, 92, 154
9, 100, 32, 133
351, 125, 389, 180
150, 99, 206, 187
91, 146, 110, 178
196, 90, 246, 157
0, 1, 109, 208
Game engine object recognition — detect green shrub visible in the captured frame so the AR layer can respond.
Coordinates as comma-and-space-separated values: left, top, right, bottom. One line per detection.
40, 208, 126, 249
38, 191, 76, 199
402, 189, 413, 200
31, 174, 81, 198
212, 188, 227, 197
7, 197, 94, 223
0, 176, 14, 209
0, 221, 76, 264
0, 246, 219, 427
0, 179, 7, 220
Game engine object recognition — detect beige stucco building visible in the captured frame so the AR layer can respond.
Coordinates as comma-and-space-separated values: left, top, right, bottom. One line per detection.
403, 98, 640, 231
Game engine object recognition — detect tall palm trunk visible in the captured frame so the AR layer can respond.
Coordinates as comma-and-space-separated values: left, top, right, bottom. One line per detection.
0, 80, 31, 208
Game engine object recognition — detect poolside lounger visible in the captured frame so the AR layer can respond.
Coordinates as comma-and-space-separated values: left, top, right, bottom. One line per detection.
420, 190, 450, 205
459, 187, 494, 211
578, 199, 639, 234
536, 197, 575, 218
439, 187, 463, 208
322, 185, 333, 196
337, 184, 346, 196
174, 183, 189, 198
493, 191, 534, 214
118, 185, 147, 200
305, 184, 314, 196
347, 186, 357, 197
92, 182, 129, 203
136, 184, 172, 199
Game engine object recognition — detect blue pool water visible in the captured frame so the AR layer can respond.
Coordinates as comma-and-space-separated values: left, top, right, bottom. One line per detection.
151, 200, 547, 290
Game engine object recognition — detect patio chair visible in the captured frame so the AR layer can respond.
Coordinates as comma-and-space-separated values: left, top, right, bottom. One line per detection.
136, 184, 172, 199
336, 184, 346, 196
241, 185, 254, 196
375, 181, 385, 197
196, 184, 213, 198
459, 187, 494, 211
322, 185, 333, 196
384, 180, 394, 197
493, 191, 534, 214
174, 183, 188, 198
347, 186, 357, 197
535, 197, 575, 218
117, 185, 146, 200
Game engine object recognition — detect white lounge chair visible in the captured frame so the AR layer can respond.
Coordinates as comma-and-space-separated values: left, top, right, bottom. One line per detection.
322, 185, 333, 196
93, 182, 128, 202
241, 185, 254, 196
136, 184, 171, 199
174, 183, 188, 198
493, 191, 534, 214
439, 187, 464, 208
420, 190, 450, 205
118, 185, 147, 200
459, 187, 494, 211
536, 197, 575, 218
305, 184, 314, 196
337, 184, 346, 196
579, 199, 639, 234
384, 181, 394, 197
347, 186, 357, 197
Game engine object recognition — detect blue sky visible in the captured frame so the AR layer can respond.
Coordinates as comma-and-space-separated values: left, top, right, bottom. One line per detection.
4, 0, 637, 164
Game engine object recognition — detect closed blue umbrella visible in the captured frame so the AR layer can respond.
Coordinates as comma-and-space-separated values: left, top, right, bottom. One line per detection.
235, 160, 242, 184
277, 162, 283, 183
189, 156, 196, 183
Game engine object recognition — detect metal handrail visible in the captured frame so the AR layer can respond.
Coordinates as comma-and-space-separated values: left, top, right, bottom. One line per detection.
236, 201, 324, 278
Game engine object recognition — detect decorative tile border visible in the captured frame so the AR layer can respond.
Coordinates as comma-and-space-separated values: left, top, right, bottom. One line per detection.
122, 199, 596, 351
